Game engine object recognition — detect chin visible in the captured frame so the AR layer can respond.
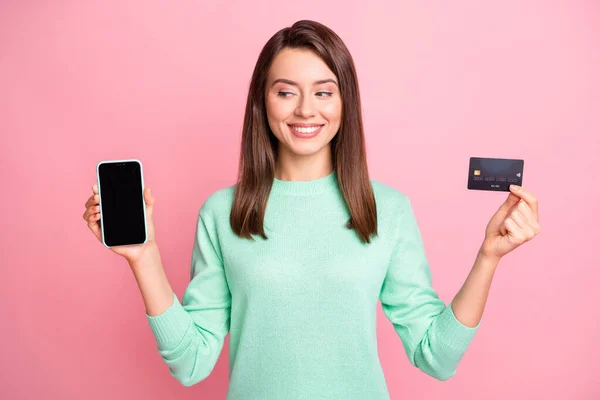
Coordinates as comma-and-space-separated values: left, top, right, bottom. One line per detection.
287, 142, 330, 157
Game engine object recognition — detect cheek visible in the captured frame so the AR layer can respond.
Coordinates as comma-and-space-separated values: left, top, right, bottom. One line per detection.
266, 95, 295, 122
320, 100, 342, 124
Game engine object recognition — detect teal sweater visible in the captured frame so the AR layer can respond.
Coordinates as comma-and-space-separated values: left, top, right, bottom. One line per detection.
146, 171, 479, 399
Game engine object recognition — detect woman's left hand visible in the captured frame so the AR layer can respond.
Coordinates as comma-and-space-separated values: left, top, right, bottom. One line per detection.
480, 185, 541, 261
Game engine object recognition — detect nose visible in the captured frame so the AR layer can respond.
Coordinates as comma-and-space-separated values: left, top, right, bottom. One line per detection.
294, 94, 316, 118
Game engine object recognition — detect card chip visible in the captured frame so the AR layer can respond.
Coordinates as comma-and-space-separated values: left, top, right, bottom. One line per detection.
474, 170, 481, 176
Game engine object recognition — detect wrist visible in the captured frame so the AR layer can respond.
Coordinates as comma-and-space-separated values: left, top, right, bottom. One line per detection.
128, 242, 161, 273
477, 246, 501, 268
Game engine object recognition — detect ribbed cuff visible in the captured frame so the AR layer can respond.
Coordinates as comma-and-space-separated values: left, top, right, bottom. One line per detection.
146, 293, 192, 350
435, 302, 481, 352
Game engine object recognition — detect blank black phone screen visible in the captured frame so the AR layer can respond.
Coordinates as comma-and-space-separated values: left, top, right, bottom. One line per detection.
98, 161, 146, 247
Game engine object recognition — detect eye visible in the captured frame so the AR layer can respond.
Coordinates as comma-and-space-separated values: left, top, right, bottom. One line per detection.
277, 91, 294, 98
316, 92, 333, 97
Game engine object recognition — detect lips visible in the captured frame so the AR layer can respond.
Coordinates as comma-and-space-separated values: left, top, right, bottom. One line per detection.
288, 123, 324, 139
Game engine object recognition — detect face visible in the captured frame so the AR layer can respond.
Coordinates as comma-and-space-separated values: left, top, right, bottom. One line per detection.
265, 47, 342, 160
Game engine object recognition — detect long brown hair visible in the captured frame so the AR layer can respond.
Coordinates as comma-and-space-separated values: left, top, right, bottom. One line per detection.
230, 20, 377, 244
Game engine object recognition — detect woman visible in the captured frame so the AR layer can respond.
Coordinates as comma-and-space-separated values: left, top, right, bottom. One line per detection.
83, 20, 540, 399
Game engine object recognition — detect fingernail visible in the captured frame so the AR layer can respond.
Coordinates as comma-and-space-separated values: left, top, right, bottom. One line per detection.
510, 185, 519, 191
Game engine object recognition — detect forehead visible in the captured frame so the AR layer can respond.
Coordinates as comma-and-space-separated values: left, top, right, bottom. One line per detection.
268, 47, 336, 83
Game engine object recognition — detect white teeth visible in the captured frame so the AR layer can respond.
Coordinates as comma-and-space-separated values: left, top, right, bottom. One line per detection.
291, 126, 320, 133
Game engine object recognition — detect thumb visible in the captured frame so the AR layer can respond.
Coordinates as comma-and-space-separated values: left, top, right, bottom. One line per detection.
145, 187, 155, 209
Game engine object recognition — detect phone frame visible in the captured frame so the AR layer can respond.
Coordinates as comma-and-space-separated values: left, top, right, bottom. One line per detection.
96, 158, 148, 248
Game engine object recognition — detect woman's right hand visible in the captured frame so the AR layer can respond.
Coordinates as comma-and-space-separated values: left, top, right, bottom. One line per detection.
83, 183, 158, 265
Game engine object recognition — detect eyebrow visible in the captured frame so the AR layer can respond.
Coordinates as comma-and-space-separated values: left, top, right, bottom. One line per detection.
271, 78, 338, 87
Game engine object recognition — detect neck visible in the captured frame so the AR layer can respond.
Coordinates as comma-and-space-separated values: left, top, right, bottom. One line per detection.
274, 147, 333, 181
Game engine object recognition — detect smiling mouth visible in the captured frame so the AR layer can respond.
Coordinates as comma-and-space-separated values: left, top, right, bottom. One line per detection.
288, 124, 324, 134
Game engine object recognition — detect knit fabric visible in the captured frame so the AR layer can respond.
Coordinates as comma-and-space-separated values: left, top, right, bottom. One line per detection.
146, 171, 479, 399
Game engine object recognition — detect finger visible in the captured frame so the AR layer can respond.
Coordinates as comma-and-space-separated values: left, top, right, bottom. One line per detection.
145, 187, 154, 207
83, 205, 100, 221
499, 192, 521, 212
92, 184, 98, 194
86, 207, 100, 223
509, 185, 538, 216
516, 199, 535, 221
516, 200, 541, 233
85, 194, 100, 208
87, 212, 101, 226
504, 217, 528, 243
82, 205, 90, 220
510, 209, 536, 241
87, 213, 102, 237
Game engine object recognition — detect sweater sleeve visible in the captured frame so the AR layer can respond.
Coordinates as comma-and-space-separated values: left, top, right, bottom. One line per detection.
145, 208, 231, 387
378, 196, 480, 381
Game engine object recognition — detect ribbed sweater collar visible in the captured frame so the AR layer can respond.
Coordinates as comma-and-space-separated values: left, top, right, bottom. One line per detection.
270, 171, 339, 196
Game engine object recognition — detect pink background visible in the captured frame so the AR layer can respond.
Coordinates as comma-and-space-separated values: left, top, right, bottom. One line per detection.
1, 1, 598, 399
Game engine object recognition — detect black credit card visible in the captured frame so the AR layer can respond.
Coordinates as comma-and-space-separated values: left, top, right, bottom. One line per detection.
467, 157, 524, 192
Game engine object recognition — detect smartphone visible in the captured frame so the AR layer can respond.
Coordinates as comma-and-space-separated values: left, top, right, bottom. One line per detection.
96, 159, 148, 247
